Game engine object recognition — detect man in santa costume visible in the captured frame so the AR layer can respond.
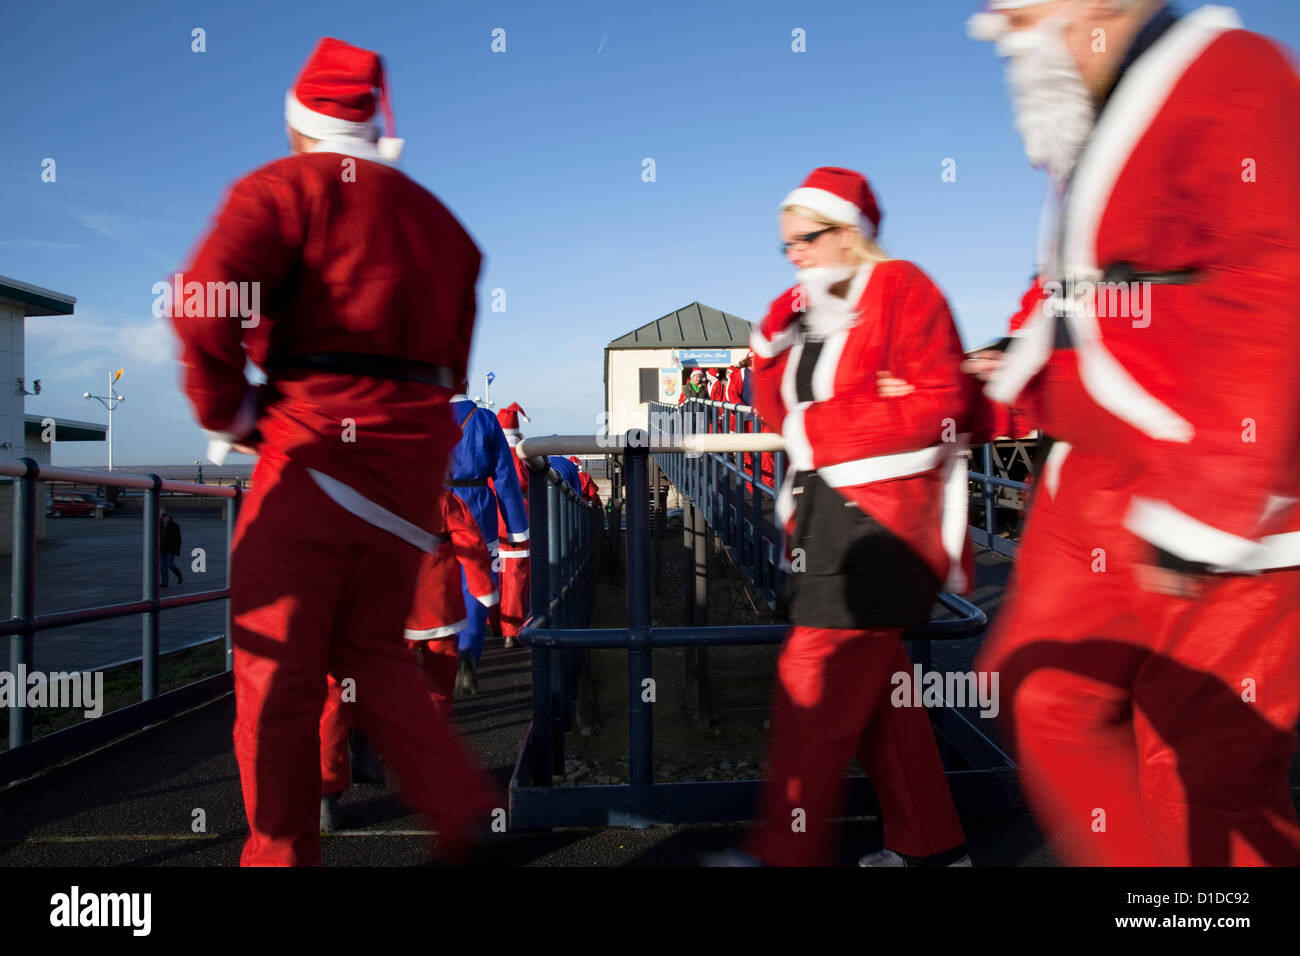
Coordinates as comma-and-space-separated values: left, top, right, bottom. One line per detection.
320, 487, 496, 829
715, 167, 974, 867
170, 37, 499, 865
969, 0, 1300, 865
677, 368, 708, 405
568, 456, 603, 508
494, 402, 532, 648
448, 392, 527, 693
706, 367, 726, 402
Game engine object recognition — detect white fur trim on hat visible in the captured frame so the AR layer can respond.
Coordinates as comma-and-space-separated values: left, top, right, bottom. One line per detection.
285, 90, 377, 143
781, 186, 876, 238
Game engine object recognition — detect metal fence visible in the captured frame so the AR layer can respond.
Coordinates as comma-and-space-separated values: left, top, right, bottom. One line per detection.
1, 458, 238, 784
511, 422, 1016, 830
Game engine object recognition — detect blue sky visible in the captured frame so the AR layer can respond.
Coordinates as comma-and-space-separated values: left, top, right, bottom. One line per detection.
3, 0, 1299, 465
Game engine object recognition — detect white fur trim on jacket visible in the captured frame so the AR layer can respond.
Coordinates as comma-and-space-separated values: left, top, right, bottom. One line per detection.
497, 547, 530, 559
1124, 496, 1264, 571
506, 529, 530, 543
203, 383, 260, 465
405, 619, 467, 641
750, 324, 797, 360
477, 589, 500, 608
306, 468, 440, 553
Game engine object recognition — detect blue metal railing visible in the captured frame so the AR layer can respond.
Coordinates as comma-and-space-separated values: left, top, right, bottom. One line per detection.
967, 441, 1030, 559
1, 459, 238, 783
511, 425, 1015, 830
649, 399, 784, 603
519, 455, 602, 788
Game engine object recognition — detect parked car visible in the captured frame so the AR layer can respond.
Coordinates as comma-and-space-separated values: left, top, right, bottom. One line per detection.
49, 492, 114, 517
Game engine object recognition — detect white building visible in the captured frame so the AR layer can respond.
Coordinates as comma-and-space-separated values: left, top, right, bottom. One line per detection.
603, 301, 751, 435
0, 275, 108, 551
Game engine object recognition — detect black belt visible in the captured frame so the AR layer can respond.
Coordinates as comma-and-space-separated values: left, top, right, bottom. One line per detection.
1051, 264, 1202, 349
447, 478, 488, 488
265, 353, 456, 387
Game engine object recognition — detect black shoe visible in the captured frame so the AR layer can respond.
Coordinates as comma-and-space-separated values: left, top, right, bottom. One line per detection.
349, 731, 385, 784
320, 792, 343, 832
503, 635, 518, 650
456, 657, 479, 696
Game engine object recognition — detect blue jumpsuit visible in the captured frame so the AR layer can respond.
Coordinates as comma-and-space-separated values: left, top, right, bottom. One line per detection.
449, 397, 528, 662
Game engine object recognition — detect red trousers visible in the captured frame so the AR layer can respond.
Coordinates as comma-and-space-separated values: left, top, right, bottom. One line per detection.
977, 446, 1300, 866
231, 450, 500, 866
747, 626, 966, 866
320, 640, 462, 794
497, 549, 530, 638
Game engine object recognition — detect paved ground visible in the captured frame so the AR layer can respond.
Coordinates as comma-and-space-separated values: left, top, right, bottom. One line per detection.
1, 514, 229, 672
0, 544, 1057, 867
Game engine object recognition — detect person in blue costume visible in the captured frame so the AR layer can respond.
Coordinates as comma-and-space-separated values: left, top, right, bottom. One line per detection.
447, 392, 528, 693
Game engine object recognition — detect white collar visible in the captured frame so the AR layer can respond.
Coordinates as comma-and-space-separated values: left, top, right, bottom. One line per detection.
306, 138, 399, 168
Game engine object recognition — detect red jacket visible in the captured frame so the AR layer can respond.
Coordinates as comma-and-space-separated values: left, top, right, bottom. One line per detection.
172, 149, 481, 537
406, 489, 496, 640
969, 280, 1042, 444
751, 259, 975, 590
989, 7, 1300, 572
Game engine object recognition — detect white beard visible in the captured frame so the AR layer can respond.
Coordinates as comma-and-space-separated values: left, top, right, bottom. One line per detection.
795, 265, 859, 338
999, 18, 1096, 185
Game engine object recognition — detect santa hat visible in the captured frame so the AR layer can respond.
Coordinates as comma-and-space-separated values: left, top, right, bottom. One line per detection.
689, 368, 705, 379
781, 167, 882, 239
568, 455, 586, 472
707, 367, 720, 378
285, 37, 404, 161
967, 0, 1056, 41
497, 402, 529, 437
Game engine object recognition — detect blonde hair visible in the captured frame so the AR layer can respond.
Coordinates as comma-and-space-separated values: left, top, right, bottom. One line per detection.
782, 204, 891, 265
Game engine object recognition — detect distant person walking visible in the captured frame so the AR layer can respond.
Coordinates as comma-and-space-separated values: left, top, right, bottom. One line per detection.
160, 513, 183, 588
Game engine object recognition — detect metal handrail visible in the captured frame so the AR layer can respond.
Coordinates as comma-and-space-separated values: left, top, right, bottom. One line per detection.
513, 428, 995, 822
3, 458, 239, 765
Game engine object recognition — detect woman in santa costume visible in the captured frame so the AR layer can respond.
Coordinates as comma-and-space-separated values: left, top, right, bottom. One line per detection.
726, 167, 974, 867
170, 37, 499, 865
494, 403, 532, 648
319, 486, 496, 829
968, 0, 1300, 865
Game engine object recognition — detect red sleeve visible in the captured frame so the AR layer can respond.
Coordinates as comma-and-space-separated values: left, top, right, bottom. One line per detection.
1122, 38, 1300, 563
749, 288, 799, 432
970, 279, 1046, 442
789, 267, 970, 468
726, 369, 744, 404
170, 166, 304, 437
446, 493, 496, 605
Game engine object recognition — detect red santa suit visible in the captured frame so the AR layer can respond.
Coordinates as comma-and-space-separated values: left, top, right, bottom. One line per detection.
708, 369, 726, 403
171, 38, 499, 866
742, 168, 973, 867
494, 403, 532, 641
568, 456, 603, 508
320, 489, 495, 794
977, 5, 1300, 865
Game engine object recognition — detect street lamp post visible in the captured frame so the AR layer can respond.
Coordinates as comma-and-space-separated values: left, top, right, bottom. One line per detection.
83, 369, 125, 472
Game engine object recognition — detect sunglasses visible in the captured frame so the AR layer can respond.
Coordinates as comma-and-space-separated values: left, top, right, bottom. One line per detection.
780, 225, 840, 256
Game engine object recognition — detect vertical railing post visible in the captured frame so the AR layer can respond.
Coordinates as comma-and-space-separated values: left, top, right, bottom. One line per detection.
624, 439, 653, 788
142, 476, 162, 701
527, 459, 553, 787
982, 443, 996, 545
546, 474, 565, 771
9, 459, 39, 749
224, 485, 240, 673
